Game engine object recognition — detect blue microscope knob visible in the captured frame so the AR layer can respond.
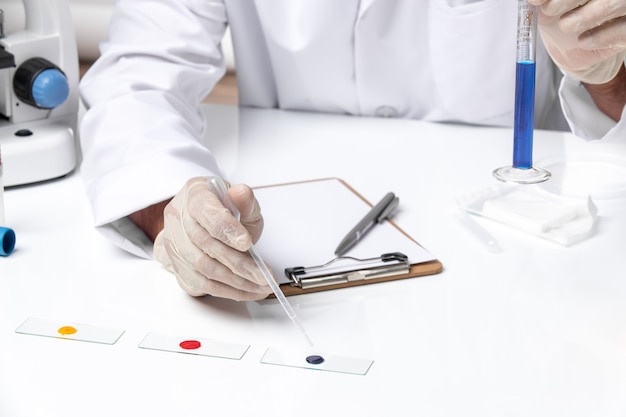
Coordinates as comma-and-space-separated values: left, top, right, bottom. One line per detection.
13, 57, 70, 109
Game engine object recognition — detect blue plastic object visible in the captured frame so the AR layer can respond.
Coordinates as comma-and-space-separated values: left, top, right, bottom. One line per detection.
31, 68, 69, 109
0, 227, 16, 256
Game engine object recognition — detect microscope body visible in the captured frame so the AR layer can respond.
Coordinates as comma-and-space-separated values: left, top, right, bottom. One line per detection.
0, 0, 79, 186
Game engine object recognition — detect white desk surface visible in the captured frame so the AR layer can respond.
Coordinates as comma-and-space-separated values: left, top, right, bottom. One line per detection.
2, 104, 626, 417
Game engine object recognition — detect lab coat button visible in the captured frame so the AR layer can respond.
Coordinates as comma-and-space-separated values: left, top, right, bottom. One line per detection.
375, 106, 397, 118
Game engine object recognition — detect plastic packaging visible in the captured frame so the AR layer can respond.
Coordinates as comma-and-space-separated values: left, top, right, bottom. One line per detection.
458, 184, 597, 246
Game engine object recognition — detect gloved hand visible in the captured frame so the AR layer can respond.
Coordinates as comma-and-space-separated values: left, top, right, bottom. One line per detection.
528, 0, 626, 84
154, 177, 271, 300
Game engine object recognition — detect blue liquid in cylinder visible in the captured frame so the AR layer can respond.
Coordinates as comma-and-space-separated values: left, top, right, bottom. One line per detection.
513, 61, 536, 169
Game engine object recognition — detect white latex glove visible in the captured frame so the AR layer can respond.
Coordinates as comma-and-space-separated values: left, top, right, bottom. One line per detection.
529, 0, 626, 84
154, 177, 271, 300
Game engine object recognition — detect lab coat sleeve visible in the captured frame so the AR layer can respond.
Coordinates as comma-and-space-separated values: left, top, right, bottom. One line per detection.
79, 0, 228, 258
558, 69, 626, 143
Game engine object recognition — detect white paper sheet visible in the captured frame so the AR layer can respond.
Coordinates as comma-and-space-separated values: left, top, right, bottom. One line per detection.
253, 178, 436, 284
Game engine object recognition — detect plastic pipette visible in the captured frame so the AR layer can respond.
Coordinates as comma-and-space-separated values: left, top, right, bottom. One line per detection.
207, 177, 314, 347
455, 208, 502, 254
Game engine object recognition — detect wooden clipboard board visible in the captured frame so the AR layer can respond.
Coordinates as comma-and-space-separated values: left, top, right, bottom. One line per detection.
253, 178, 443, 296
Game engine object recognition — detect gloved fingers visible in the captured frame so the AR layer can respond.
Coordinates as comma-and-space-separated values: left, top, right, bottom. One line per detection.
175, 274, 269, 301
185, 179, 254, 251
578, 15, 626, 49
187, 181, 263, 249
177, 212, 271, 287
164, 236, 270, 300
530, 0, 626, 38
172, 177, 272, 290
175, 185, 269, 287
174, 258, 271, 301
532, 0, 626, 84
531, 0, 589, 17
161, 215, 270, 298
165, 205, 271, 293
227, 184, 264, 244
542, 31, 623, 62
558, 1, 626, 37
192, 248, 271, 299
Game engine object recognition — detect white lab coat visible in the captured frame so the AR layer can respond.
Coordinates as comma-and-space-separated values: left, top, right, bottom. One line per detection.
79, 0, 626, 257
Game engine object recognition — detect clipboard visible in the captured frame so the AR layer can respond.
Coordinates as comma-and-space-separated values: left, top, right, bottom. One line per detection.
253, 178, 443, 296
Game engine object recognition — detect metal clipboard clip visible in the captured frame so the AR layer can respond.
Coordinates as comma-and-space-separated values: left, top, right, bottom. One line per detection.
284, 252, 410, 290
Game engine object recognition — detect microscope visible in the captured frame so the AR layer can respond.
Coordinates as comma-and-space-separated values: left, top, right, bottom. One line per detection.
0, 0, 79, 186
